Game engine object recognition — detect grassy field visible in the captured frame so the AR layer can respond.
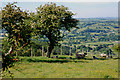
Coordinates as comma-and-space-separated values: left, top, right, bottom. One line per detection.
2, 56, 118, 78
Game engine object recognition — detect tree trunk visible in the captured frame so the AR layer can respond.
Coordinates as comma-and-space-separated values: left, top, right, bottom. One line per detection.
46, 43, 54, 58
46, 35, 55, 58
5, 46, 14, 56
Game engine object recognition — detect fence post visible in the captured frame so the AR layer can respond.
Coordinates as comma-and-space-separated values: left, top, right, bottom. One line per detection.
42, 46, 44, 56
69, 46, 71, 56
61, 45, 62, 55
31, 47, 33, 57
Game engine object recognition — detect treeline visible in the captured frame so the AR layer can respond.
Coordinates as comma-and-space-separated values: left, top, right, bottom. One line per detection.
16, 41, 114, 57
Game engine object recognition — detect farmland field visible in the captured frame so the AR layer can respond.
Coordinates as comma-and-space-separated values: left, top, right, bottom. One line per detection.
2, 56, 118, 78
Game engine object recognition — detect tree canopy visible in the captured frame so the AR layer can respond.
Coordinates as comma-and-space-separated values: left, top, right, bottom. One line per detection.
33, 3, 79, 58
2, 2, 32, 71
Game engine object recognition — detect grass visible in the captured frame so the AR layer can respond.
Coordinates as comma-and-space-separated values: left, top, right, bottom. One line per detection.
2, 56, 118, 78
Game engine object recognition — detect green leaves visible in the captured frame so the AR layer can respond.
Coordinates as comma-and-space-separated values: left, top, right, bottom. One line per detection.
33, 2, 79, 57
113, 44, 120, 53
2, 2, 32, 72
2, 2, 32, 42
35, 2, 78, 39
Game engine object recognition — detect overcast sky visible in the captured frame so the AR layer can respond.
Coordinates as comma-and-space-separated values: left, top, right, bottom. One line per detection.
1, 0, 119, 18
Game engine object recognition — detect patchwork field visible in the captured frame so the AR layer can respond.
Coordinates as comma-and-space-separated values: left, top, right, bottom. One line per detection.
2, 56, 118, 78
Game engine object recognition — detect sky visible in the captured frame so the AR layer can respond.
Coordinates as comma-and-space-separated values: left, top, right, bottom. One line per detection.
1, 0, 119, 18
1, 0, 120, 2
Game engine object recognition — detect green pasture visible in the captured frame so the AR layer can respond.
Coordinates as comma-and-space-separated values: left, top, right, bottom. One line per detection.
78, 41, 116, 46
2, 56, 119, 78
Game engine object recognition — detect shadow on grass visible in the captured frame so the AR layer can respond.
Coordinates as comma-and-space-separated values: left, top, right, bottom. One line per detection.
27, 58, 89, 63
66, 57, 108, 60
84, 58, 108, 60
26, 58, 111, 63
58, 56, 109, 60
113, 58, 120, 60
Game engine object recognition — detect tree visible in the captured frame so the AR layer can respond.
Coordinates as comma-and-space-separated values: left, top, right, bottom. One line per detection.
2, 2, 32, 71
34, 3, 79, 58
113, 44, 120, 58
113, 44, 120, 52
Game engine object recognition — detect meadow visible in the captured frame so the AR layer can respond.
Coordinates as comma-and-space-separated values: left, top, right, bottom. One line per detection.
1, 2, 119, 79
2, 56, 118, 78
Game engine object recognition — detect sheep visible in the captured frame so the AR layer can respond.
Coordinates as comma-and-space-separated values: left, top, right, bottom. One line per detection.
100, 54, 108, 58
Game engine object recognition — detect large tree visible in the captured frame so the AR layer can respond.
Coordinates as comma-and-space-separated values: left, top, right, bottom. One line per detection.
34, 3, 79, 58
2, 2, 32, 71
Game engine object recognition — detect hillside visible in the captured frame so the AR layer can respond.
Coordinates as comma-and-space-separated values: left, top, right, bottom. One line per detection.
61, 18, 119, 46
27, 17, 118, 56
